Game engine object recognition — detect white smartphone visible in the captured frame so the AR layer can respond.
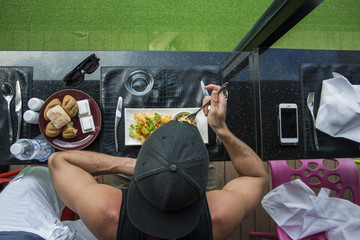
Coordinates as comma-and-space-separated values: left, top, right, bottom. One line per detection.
278, 103, 299, 146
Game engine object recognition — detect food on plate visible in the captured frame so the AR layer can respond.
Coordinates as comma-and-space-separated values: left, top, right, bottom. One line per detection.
62, 95, 78, 118
62, 121, 78, 139
79, 115, 95, 133
44, 98, 61, 121
77, 99, 91, 117
174, 112, 196, 126
46, 105, 71, 129
43, 93, 95, 140
129, 112, 172, 143
45, 122, 62, 137
77, 100, 95, 133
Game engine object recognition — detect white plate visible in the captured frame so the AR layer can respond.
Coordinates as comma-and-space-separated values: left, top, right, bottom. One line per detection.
125, 108, 209, 146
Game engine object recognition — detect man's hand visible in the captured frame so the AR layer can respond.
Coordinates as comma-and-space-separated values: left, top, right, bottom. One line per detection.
202, 84, 227, 135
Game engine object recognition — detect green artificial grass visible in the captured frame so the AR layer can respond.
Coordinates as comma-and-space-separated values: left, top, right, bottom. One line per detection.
0, 0, 359, 51
273, 0, 360, 50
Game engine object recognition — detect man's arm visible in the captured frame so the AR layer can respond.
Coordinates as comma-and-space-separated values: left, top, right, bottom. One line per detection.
49, 150, 136, 176
48, 151, 136, 240
203, 85, 268, 240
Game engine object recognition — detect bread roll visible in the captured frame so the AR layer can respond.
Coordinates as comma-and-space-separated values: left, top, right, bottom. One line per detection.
62, 121, 78, 139
62, 95, 78, 118
44, 98, 61, 121
46, 105, 71, 129
45, 122, 62, 137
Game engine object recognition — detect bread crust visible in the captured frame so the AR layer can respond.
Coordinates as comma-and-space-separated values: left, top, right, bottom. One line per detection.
45, 121, 62, 137
46, 105, 71, 129
62, 95, 78, 118
44, 98, 61, 121
62, 121, 78, 139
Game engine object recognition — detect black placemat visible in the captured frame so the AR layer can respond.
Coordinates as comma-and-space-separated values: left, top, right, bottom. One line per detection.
0, 67, 33, 164
32, 80, 102, 153
0, 79, 101, 165
260, 80, 303, 160
300, 64, 360, 158
100, 66, 222, 158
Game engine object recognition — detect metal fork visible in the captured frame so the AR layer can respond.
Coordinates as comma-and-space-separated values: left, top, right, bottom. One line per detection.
186, 82, 229, 123
307, 92, 319, 152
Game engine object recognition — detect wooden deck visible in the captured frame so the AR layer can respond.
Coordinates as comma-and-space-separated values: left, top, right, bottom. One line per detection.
9, 159, 360, 240
217, 161, 275, 240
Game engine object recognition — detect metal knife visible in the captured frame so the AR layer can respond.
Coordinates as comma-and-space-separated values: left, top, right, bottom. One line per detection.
15, 80, 22, 141
115, 96, 123, 152
200, 80, 208, 97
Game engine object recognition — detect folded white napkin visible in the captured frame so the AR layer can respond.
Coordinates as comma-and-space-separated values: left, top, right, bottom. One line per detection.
262, 179, 360, 240
315, 72, 360, 143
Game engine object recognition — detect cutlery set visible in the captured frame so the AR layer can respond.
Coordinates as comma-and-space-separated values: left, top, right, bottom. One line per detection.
2, 80, 22, 144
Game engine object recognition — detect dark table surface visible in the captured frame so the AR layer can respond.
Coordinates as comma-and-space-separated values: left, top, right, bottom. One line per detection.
258, 48, 360, 160
0, 51, 230, 165
1, 49, 360, 165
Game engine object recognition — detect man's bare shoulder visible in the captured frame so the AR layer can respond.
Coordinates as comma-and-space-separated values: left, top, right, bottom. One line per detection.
206, 176, 267, 240
206, 189, 247, 240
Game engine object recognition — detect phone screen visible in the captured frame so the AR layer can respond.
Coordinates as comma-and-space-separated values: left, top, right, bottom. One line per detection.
280, 108, 298, 138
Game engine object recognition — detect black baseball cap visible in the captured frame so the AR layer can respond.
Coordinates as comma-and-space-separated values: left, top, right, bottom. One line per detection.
127, 120, 209, 239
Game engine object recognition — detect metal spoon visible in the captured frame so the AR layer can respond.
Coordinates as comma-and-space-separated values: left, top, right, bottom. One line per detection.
1, 82, 14, 143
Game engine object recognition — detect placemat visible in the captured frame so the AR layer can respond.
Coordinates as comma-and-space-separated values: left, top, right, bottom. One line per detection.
32, 80, 102, 153
0, 78, 101, 165
300, 63, 360, 158
260, 80, 303, 161
0, 67, 33, 164
100, 66, 222, 158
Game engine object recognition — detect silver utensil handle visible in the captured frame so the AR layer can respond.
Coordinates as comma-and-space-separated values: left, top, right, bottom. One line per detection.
7, 102, 13, 143
115, 134, 119, 152
310, 113, 319, 151
115, 118, 120, 152
16, 114, 21, 141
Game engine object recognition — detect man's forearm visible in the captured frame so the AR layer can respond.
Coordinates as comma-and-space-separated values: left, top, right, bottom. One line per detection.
49, 150, 136, 176
216, 126, 267, 179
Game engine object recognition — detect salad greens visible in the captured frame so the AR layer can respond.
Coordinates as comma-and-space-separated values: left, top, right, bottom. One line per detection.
129, 113, 167, 141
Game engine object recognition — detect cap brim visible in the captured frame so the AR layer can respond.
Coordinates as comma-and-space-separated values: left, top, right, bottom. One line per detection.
127, 179, 206, 239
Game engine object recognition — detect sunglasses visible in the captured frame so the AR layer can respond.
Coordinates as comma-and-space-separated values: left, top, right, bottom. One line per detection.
63, 53, 100, 86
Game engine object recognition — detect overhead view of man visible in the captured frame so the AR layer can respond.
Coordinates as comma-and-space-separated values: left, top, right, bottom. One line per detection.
47, 83, 268, 240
